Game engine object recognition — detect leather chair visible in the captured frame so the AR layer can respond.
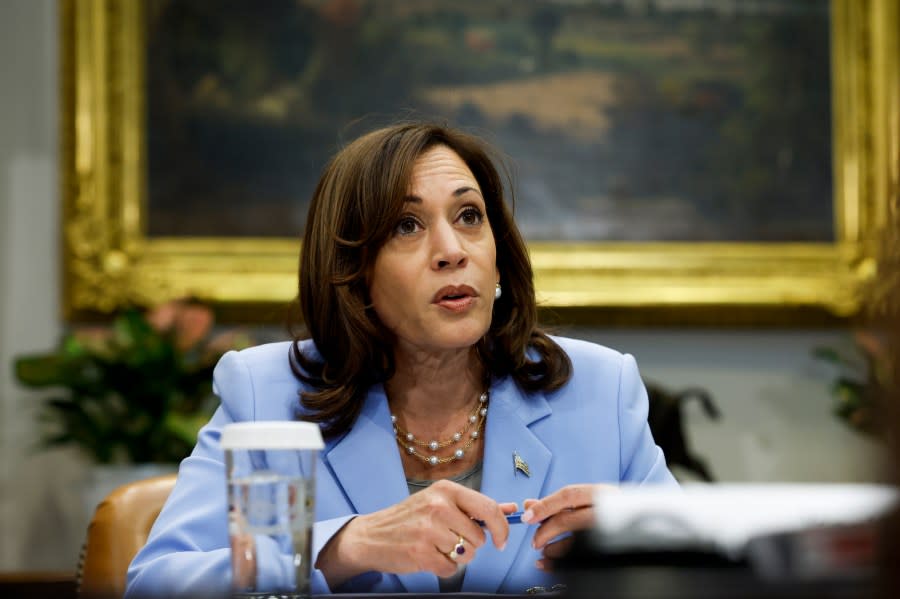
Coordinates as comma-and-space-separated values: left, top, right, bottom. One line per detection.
77, 473, 177, 598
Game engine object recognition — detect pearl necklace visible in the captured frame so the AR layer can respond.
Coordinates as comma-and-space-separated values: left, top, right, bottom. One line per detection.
391, 391, 489, 466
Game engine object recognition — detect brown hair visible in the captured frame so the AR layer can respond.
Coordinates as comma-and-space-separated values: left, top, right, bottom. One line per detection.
290, 122, 571, 438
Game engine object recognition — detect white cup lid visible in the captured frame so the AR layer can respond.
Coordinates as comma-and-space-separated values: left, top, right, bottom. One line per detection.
221, 421, 324, 450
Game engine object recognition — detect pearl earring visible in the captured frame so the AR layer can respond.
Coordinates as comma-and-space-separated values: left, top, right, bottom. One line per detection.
494, 282, 502, 300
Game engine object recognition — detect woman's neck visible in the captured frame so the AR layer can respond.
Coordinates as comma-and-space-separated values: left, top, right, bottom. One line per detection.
387, 344, 488, 480
385, 344, 483, 421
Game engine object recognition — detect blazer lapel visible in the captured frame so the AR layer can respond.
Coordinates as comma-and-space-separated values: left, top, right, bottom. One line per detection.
322, 385, 438, 593
463, 377, 552, 593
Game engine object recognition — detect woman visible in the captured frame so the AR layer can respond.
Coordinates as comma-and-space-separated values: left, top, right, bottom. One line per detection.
126, 122, 676, 597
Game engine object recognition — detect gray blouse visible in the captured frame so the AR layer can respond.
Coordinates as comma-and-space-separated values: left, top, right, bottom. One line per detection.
406, 461, 484, 593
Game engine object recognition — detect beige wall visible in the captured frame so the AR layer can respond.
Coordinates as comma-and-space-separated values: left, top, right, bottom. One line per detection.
0, 0, 882, 573
0, 0, 86, 572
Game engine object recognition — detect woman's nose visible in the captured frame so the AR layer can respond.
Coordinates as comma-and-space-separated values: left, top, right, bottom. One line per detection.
431, 223, 468, 270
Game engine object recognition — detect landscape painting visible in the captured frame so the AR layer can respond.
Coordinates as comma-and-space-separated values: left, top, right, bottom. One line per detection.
144, 0, 833, 243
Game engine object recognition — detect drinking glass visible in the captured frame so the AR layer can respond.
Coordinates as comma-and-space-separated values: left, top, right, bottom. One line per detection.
222, 421, 323, 598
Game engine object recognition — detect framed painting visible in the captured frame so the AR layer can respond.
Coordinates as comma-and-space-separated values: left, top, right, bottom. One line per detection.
61, 0, 898, 325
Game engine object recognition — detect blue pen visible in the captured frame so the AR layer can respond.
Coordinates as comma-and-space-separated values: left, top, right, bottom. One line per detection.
475, 511, 525, 527
505, 510, 524, 524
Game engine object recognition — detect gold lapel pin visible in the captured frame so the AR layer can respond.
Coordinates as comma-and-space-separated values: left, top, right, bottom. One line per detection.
513, 451, 530, 477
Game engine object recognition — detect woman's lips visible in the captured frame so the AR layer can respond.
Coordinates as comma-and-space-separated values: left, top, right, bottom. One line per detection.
432, 285, 478, 313
435, 296, 476, 313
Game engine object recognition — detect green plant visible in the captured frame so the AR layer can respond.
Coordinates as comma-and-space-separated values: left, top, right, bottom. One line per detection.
814, 331, 888, 437
816, 191, 898, 437
14, 300, 252, 464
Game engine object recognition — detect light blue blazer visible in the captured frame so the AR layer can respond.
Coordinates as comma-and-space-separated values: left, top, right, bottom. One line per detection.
126, 336, 676, 597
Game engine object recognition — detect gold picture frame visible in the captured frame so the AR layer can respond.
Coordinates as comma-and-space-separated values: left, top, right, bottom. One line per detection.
61, 0, 899, 325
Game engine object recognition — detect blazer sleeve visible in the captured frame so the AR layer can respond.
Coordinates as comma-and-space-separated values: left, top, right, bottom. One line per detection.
125, 350, 339, 597
616, 353, 678, 485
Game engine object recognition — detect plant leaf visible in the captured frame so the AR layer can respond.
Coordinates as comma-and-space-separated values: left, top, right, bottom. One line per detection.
14, 355, 68, 386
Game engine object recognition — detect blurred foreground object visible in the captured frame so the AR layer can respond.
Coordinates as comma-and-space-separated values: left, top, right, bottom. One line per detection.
560, 484, 896, 598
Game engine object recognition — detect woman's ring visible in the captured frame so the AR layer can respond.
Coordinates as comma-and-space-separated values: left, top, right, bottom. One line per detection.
448, 536, 466, 560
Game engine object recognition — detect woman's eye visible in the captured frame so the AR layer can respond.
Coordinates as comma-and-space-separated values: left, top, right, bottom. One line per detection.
393, 216, 421, 236
459, 207, 484, 226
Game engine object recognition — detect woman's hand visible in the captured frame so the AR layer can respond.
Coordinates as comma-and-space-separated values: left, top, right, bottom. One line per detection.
228, 507, 257, 591
521, 483, 618, 570
316, 479, 517, 588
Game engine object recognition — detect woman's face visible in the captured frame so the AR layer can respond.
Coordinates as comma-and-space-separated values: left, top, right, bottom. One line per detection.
369, 145, 499, 355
